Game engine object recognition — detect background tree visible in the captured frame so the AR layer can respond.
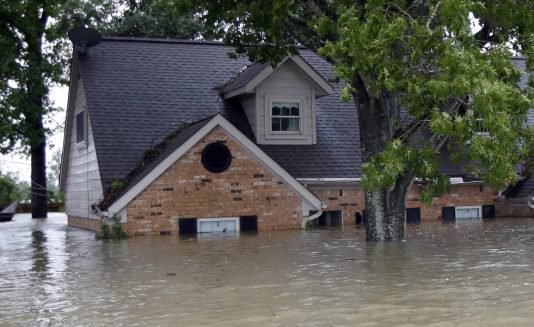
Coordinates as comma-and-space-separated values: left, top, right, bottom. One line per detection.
170, 0, 533, 240
0, 0, 120, 218
0, 171, 27, 209
104, 0, 206, 39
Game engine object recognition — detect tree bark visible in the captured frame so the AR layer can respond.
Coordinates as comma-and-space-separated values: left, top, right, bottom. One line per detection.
26, 6, 49, 219
31, 121, 47, 219
355, 87, 411, 241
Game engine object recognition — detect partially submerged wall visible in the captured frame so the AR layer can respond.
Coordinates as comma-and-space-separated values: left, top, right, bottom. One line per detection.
124, 127, 306, 236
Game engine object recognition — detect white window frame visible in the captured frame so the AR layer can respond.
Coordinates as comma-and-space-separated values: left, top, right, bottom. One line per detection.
196, 217, 240, 233
455, 206, 482, 219
75, 110, 87, 148
269, 98, 303, 134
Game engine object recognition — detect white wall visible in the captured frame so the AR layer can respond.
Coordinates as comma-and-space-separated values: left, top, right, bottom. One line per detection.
64, 77, 103, 219
254, 60, 316, 145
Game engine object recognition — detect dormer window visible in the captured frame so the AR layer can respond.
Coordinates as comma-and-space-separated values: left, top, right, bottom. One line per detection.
271, 100, 301, 133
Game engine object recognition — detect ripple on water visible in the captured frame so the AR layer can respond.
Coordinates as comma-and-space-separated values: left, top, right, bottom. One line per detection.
1, 214, 534, 326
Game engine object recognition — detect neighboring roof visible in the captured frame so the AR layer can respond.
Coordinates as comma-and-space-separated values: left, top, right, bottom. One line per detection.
512, 57, 534, 127
107, 114, 323, 213
222, 56, 333, 98
76, 37, 362, 191
504, 177, 534, 199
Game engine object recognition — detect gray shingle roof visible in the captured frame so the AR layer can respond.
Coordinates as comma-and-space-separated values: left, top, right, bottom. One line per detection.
77, 38, 362, 191
505, 177, 534, 198
222, 62, 269, 93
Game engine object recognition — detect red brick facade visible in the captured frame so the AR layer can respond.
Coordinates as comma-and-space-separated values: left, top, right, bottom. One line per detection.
311, 187, 364, 225
496, 198, 534, 217
66, 126, 512, 236
123, 126, 307, 236
68, 215, 100, 232
406, 184, 498, 221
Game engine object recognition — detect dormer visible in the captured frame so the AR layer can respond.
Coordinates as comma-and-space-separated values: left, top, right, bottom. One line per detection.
223, 56, 333, 145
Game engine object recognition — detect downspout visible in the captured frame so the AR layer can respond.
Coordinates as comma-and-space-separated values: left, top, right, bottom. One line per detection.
301, 209, 323, 229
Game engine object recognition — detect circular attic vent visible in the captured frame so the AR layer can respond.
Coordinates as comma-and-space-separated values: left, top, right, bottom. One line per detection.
201, 143, 232, 173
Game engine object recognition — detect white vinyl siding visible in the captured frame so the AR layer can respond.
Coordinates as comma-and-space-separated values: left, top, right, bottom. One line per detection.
255, 60, 316, 145
64, 78, 104, 219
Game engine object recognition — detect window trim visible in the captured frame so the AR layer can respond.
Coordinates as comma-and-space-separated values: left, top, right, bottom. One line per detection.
75, 110, 87, 148
197, 217, 240, 233
455, 205, 482, 219
269, 98, 303, 135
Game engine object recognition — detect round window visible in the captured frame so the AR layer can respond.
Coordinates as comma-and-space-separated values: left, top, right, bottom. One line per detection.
201, 143, 232, 173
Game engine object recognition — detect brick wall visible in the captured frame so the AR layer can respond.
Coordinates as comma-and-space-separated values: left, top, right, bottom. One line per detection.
68, 215, 100, 232
123, 126, 306, 236
310, 187, 364, 225
496, 198, 534, 217
406, 184, 498, 221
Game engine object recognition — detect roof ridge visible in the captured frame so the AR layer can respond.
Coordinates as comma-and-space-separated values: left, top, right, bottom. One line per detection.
101, 36, 228, 46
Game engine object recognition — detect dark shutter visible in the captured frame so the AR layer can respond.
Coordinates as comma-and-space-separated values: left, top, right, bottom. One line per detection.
240, 216, 258, 232
442, 207, 456, 222
76, 111, 85, 143
482, 205, 496, 218
406, 208, 421, 224
178, 218, 197, 234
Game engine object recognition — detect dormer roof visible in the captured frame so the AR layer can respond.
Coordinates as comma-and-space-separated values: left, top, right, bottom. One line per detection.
223, 56, 333, 99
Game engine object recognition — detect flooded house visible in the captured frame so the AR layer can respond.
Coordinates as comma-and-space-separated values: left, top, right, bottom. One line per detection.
59, 34, 533, 236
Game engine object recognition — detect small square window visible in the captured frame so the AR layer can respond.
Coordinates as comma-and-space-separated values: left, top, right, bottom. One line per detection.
76, 111, 85, 144
271, 101, 301, 132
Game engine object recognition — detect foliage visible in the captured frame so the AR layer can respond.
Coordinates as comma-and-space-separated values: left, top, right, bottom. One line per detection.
110, 180, 125, 191
1, 0, 124, 217
95, 213, 128, 240
103, 0, 206, 39
0, 0, 121, 153
171, 0, 533, 193
0, 171, 26, 209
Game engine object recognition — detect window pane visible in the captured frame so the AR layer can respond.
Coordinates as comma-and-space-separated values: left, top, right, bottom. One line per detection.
281, 106, 290, 116
281, 118, 289, 131
287, 118, 300, 131
456, 208, 480, 219
76, 111, 85, 143
272, 101, 299, 117
271, 118, 281, 131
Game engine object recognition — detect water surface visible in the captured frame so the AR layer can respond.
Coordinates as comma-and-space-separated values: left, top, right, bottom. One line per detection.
1, 214, 534, 326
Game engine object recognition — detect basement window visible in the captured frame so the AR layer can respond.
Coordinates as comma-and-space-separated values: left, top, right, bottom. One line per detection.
197, 217, 239, 233
455, 206, 482, 219
76, 111, 86, 145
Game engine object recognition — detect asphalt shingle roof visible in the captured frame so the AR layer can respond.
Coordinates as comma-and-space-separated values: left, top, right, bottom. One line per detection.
222, 62, 269, 93
77, 38, 362, 191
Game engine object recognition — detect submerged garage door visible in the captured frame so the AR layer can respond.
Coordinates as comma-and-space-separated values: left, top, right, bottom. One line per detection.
197, 218, 239, 233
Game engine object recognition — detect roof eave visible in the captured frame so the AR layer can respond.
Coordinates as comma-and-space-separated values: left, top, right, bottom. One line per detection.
223, 55, 333, 99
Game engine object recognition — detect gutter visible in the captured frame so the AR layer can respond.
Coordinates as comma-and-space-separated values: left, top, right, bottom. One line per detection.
301, 209, 323, 229
297, 178, 361, 186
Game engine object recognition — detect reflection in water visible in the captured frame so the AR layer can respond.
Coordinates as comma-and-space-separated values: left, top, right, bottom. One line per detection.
31, 230, 48, 276
1, 214, 534, 326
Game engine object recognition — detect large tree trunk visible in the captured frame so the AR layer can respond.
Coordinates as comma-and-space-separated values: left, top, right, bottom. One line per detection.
356, 89, 411, 241
27, 7, 49, 219
364, 181, 409, 241
31, 124, 47, 219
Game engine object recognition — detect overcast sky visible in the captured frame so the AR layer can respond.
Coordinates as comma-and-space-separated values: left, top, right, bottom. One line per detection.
0, 86, 68, 183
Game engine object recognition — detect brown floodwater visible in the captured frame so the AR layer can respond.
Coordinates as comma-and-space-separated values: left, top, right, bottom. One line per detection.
1, 213, 534, 326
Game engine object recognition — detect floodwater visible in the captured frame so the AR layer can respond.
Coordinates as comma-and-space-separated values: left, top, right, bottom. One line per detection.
1, 214, 534, 326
